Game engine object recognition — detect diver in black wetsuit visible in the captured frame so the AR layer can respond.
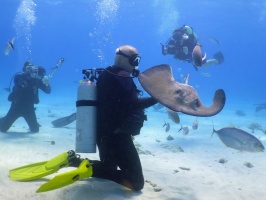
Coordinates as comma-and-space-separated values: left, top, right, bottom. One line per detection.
162, 25, 198, 61
0, 61, 51, 133
71, 45, 158, 191
161, 25, 224, 67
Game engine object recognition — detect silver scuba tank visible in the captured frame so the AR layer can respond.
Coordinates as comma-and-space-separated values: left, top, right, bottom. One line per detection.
75, 79, 97, 153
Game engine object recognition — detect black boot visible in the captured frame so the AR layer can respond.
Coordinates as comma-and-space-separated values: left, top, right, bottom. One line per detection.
69, 155, 84, 167
67, 150, 83, 167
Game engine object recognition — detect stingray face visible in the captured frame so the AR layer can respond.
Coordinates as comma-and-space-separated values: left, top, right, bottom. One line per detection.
174, 84, 200, 111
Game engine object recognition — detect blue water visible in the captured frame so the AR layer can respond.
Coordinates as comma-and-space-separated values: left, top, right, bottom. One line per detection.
1, 0, 266, 105
1, 1, 266, 199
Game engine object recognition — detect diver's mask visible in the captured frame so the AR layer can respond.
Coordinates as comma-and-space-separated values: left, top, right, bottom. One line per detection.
29, 66, 39, 78
116, 49, 141, 68
29, 66, 45, 79
116, 49, 141, 77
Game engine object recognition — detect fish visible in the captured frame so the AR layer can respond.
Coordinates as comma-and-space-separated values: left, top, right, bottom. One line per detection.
200, 72, 211, 77
104, 32, 111, 41
192, 44, 206, 70
254, 103, 266, 112
153, 103, 164, 111
192, 118, 198, 130
178, 125, 189, 135
4, 37, 15, 55
163, 121, 170, 132
167, 109, 180, 124
209, 37, 220, 46
4, 88, 11, 92
184, 73, 189, 85
211, 127, 265, 152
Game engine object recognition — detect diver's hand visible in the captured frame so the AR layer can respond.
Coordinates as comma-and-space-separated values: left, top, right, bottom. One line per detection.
182, 46, 188, 55
182, 34, 189, 40
43, 76, 50, 86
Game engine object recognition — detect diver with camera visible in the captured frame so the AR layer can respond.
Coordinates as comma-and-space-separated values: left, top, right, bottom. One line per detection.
0, 61, 51, 133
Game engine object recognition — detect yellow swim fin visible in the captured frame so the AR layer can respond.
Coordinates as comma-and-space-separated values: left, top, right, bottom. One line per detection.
9, 150, 76, 181
36, 159, 92, 193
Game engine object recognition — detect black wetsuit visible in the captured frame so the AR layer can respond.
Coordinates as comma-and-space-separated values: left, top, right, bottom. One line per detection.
90, 66, 157, 191
165, 26, 198, 61
0, 73, 51, 133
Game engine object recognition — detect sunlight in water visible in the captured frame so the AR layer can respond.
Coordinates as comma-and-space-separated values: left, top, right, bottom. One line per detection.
89, 0, 120, 66
96, 0, 120, 24
13, 0, 36, 55
153, 0, 179, 36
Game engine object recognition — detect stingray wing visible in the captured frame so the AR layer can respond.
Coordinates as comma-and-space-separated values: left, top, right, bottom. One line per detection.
138, 64, 226, 117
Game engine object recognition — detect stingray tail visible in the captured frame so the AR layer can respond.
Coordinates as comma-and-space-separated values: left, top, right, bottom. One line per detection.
178, 125, 183, 132
210, 121, 216, 140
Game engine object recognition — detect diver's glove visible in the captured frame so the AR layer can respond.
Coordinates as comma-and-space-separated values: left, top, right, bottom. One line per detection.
42, 76, 50, 86
160, 43, 168, 55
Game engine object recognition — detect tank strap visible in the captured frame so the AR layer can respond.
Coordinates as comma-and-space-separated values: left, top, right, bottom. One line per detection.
76, 100, 98, 107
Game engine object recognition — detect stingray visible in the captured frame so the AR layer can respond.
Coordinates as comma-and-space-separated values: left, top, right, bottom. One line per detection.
138, 64, 226, 117
52, 113, 76, 127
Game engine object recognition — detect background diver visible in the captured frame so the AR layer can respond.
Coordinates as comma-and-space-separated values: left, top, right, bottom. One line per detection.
161, 25, 224, 69
0, 61, 51, 133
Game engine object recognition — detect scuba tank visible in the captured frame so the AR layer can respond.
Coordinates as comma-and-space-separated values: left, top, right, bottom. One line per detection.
75, 68, 104, 153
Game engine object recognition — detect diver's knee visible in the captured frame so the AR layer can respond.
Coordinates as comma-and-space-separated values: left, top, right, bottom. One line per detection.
0, 123, 9, 132
30, 127, 39, 133
132, 181, 144, 191
129, 174, 144, 191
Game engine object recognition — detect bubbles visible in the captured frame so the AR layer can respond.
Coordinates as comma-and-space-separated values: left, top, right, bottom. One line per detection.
259, 1, 266, 21
152, 0, 179, 36
13, 0, 36, 55
89, 0, 120, 66
96, 0, 120, 25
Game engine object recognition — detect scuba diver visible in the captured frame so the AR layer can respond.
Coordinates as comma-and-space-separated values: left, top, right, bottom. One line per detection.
0, 61, 51, 133
161, 25, 224, 69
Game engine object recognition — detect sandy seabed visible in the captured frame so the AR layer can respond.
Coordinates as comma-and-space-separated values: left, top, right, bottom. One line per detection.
0, 94, 266, 200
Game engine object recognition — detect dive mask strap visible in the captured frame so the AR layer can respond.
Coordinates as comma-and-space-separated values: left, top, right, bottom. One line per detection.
132, 69, 140, 78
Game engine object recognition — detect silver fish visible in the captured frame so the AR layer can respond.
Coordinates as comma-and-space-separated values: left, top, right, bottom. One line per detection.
179, 125, 189, 135
163, 122, 170, 132
4, 37, 15, 55
192, 118, 198, 130
184, 73, 189, 85
211, 127, 265, 152
209, 37, 220, 46
153, 103, 164, 111
167, 109, 180, 124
